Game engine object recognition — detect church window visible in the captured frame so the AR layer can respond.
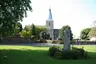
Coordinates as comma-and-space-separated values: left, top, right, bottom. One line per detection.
49, 23, 50, 25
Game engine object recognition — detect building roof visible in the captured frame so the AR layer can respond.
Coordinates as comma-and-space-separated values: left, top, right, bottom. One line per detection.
47, 8, 53, 21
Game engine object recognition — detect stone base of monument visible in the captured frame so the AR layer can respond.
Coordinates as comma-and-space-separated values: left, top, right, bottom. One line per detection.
48, 46, 88, 60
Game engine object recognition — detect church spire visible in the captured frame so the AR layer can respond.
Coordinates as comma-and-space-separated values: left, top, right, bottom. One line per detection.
48, 8, 53, 21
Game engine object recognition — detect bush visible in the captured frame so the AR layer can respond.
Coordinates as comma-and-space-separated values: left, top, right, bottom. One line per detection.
52, 40, 59, 44
72, 47, 87, 59
36, 39, 47, 43
61, 50, 75, 59
59, 41, 63, 44
72, 50, 82, 59
48, 46, 88, 60
46, 40, 53, 43
54, 51, 62, 59
48, 46, 60, 57
60, 40, 74, 44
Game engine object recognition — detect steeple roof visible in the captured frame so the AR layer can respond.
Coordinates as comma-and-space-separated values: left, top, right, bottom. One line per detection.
48, 8, 53, 21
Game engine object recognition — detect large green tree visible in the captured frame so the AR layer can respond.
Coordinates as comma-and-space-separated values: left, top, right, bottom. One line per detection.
80, 28, 91, 40
11, 22, 22, 36
0, 0, 32, 37
60, 25, 73, 41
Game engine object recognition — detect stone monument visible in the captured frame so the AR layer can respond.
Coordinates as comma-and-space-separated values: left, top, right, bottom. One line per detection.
64, 28, 70, 51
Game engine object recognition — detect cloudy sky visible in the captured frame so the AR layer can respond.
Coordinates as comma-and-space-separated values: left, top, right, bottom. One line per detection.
21, 0, 96, 38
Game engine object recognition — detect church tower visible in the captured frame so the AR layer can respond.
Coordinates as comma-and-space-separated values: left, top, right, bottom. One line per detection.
46, 8, 54, 40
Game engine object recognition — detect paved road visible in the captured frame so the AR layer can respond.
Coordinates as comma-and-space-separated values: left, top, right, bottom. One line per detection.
0, 43, 63, 46
0, 43, 96, 47
16, 43, 63, 47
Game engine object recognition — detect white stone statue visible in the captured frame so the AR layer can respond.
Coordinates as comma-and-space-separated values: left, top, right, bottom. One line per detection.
64, 28, 70, 51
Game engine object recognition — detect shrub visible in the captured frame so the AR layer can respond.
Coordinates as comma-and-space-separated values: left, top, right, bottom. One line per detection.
54, 51, 62, 59
48, 46, 59, 57
41, 39, 47, 43
72, 47, 85, 57
60, 40, 74, 44
72, 50, 82, 59
46, 40, 53, 43
52, 40, 59, 44
59, 41, 63, 44
61, 50, 75, 59
48, 46, 88, 60
36, 39, 47, 43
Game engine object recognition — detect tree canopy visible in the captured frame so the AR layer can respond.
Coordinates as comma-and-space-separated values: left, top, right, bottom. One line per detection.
60, 25, 73, 41
14, 22, 22, 33
24, 25, 32, 31
0, 0, 32, 37
80, 28, 91, 40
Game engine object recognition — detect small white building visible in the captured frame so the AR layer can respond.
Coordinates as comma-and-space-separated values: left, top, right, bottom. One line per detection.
90, 37, 96, 41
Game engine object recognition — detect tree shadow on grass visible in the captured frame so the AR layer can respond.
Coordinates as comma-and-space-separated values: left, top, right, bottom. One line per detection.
0, 49, 50, 64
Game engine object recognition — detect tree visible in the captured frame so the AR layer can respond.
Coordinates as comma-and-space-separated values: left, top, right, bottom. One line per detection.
0, 22, 23, 37
80, 28, 91, 40
24, 25, 31, 31
0, 0, 32, 37
31, 24, 36, 38
14, 22, 22, 33
11, 22, 23, 36
60, 25, 73, 41
23, 25, 47, 39
36, 26, 47, 39
88, 27, 96, 38
19, 30, 32, 38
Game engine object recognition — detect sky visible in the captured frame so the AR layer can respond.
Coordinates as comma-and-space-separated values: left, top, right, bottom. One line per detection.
21, 0, 96, 38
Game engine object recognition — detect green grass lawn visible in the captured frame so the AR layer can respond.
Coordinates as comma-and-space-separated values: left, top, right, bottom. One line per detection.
0, 45, 96, 64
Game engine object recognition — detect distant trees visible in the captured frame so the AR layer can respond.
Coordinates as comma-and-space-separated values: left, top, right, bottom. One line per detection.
36, 26, 47, 39
20, 25, 32, 38
19, 30, 32, 38
60, 25, 73, 41
24, 25, 31, 31
21, 24, 47, 39
80, 28, 91, 40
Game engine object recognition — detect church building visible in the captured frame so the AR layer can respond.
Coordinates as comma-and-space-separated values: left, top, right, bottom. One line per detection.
46, 8, 60, 40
